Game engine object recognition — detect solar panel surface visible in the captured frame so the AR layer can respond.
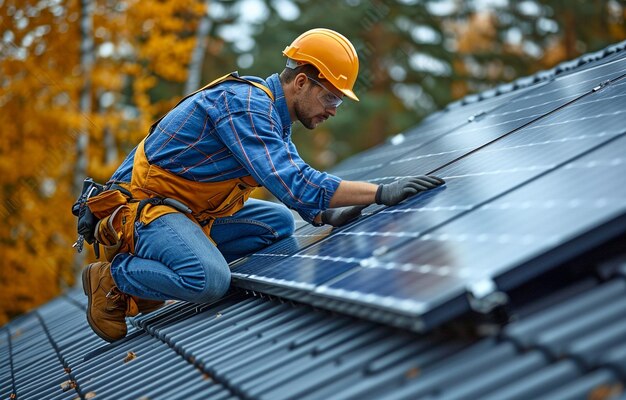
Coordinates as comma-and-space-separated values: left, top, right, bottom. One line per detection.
336, 54, 626, 183
325, 132, 626, 323
231, 50, 626, 331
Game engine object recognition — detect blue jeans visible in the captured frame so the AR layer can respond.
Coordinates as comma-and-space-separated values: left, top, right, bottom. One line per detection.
110, 199, 295, 303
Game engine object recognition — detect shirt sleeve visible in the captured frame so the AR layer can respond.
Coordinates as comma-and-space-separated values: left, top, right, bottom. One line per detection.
213, 94, 342, 223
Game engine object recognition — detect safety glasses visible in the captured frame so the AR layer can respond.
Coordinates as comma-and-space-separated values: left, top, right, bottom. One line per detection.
306, 76, 343, 109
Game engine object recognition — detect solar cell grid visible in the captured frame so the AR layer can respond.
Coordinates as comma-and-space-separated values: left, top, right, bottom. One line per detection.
328, 123, 463, 179
577, 44, 626, 71
317, 267, 466, 314
239, 257, 359, 290
329, 85, 542, 177
231, 218, 357, 277
231, 254, 290, 277
327, 132, 626, 323
335, 54, 626, 183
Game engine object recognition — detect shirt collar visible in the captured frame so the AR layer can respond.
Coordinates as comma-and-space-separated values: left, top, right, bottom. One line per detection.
266, 73, 292, 137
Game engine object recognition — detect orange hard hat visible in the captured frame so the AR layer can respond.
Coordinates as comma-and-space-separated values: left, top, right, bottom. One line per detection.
283, 28, 360, 102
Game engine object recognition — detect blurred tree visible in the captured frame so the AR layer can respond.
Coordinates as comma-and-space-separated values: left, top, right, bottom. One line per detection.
0, 0, 211, 324
533, 0, 625, 66
244, 0, 454, 169
0, 0, 82, 324
453, 0, 626, 94
72, 0, 95, 274
186, 0, 213, 94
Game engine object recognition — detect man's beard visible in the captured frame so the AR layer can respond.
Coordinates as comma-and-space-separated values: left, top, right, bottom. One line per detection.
294, 98, 317, 130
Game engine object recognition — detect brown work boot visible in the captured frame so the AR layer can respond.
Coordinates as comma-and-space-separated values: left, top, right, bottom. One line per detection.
82, 262, 139, 342
134, 297, 165, 314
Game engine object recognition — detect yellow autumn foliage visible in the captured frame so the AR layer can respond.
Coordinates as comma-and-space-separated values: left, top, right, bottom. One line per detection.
0, 0, 207, 325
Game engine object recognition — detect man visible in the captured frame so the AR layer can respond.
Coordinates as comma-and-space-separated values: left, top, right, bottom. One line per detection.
82, 28, 444, 342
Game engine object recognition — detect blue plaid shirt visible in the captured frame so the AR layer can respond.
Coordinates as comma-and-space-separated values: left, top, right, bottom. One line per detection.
109, 73, 341, 223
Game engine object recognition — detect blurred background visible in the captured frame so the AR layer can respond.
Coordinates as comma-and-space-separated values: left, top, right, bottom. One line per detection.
1, 0, 624, 325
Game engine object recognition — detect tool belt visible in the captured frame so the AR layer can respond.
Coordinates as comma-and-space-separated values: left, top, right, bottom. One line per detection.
72, 178, 187, 261
71, 173, 256, 261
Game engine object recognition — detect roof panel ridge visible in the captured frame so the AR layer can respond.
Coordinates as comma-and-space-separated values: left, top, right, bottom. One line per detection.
3, 329, 17, 400
455, 39, 626, 110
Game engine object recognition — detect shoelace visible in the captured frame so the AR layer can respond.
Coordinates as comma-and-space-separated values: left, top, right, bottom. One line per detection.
106, 288, 139, 316
105, 288, 129, 311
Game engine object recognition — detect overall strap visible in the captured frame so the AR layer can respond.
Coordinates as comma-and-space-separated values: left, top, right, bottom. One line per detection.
149, 72, 274, 135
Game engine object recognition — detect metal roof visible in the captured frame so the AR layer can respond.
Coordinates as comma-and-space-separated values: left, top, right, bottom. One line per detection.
2, 263, 626, 399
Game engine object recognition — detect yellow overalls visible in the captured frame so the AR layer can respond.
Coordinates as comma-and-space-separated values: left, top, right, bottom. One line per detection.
87, 73, 274, 261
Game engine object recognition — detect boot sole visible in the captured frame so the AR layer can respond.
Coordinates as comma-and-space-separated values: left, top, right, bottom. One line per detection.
82, 264, 122, 343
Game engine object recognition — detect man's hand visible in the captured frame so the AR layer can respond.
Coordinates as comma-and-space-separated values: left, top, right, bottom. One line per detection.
320, 205, 368, 227
375, 175, 445, 206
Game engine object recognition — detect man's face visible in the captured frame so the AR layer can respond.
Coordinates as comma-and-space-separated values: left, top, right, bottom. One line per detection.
294, 76, 343, 130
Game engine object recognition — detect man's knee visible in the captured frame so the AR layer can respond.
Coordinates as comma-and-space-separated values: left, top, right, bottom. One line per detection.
272, 205, 296, 239
187, 260, 231, 304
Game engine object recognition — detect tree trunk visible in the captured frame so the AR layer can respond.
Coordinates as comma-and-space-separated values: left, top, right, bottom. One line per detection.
185, 0, 213, 94
563, 9, 578, 59
100, 91, 117, 165
103, 125, 117, 165
363, 18, 390, 148
72, 0, 95, 278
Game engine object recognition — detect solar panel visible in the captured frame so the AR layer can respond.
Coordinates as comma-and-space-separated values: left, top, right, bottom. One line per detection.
343, 55, 626, 183
329, 85, 539, 178
328, 131, 626, 322
331, 54, 626, 182
316, 81, 626, 329
230, 224, 333, 276
231, 50, 626, 332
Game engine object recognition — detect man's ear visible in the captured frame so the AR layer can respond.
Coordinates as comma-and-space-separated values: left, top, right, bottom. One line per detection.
293, 73, 308, 93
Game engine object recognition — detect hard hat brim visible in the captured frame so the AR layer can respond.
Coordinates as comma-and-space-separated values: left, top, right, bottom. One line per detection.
341, 88, 359, 102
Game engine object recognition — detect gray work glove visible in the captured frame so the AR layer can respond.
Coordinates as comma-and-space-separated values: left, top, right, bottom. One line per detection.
320, 205, 368, 227
375, 175, 445, 206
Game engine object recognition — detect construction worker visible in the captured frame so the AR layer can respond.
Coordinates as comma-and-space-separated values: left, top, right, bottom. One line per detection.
82, 28, 445, 342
